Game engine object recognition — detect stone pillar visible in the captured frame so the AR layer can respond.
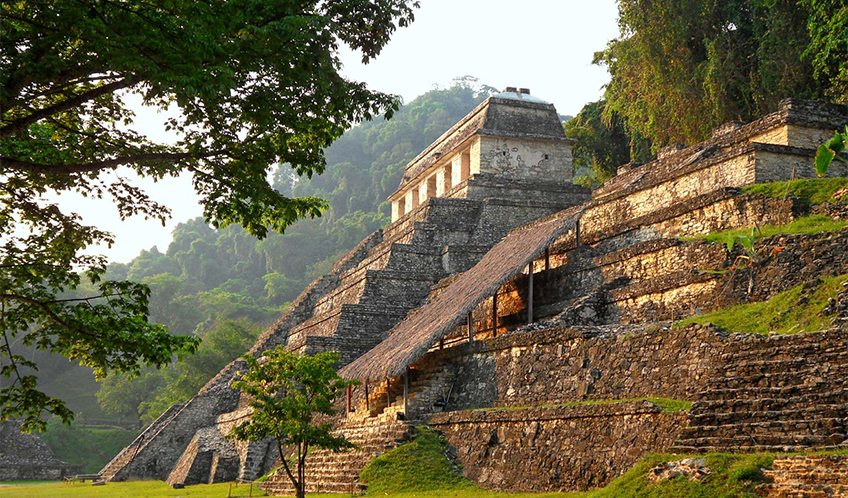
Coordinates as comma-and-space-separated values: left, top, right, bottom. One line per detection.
391, 199, 405, 221
451, 154, 464, 186
437, 164, 453, 196
418, 182, 428, 205
470, 139, 481, 176
405, 188, 418, 211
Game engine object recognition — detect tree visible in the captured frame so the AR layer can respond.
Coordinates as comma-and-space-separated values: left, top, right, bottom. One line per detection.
564, 100, 652, 184
229, 348, 357, 498
95, 370, 163, 427
595, 0, 836, 148
0, 0, 418, 431
804, 0, 848, 104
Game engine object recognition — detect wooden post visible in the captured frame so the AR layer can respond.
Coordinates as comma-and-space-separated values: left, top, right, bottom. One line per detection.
346, 385, 351, 415
403, 369, 409, 418
527, 262, 534, 324
544, 247, 550, 271
386, 378, 391, 408
365, 382, 369, 412
576, 219, 581, 248
492, 292, 498, 338
467, 311, 474, 342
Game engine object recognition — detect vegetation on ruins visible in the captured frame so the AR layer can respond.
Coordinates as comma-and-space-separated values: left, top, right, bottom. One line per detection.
0, 0, 418, 431
229, 349, 358, 498
360, 429, 781, 498
593, 0, 846, 148
679, 274, 848, 335
481, 398, 693, 414
815, 126, 848, 177
691, 216, 848, 247
360, 427, 471, 494
743, 178, 848, 207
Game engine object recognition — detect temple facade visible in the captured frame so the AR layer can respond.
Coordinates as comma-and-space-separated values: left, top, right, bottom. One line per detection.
389, 88, 576, 221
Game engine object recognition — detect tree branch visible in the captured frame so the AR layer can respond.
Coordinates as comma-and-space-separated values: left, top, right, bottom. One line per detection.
1, 152, 199, 174
1, 78, 133, 137
0, 293, 98, 339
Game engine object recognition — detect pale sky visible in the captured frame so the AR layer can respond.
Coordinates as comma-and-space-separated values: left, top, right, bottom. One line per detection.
64, 0, 621, 263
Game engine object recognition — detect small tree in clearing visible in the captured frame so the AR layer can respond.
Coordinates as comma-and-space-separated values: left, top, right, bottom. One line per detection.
228, 348, 357, 498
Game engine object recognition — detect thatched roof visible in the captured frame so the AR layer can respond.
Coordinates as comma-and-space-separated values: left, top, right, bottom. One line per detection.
339, 206, 584, 382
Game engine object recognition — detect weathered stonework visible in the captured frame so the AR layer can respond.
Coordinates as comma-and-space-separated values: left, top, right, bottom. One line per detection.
0, 420, 79, 481
430, 402, 687, 491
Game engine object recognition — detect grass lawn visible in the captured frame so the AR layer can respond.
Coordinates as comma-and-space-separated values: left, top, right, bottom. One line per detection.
0, 480, 266, 498
678, 274, 848, 334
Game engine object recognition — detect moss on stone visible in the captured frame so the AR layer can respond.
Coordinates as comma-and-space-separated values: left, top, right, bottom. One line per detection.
683, 215, 847, 246
678, 274, 848, 335
743, 178, 848, 206
481, 398, 692, 413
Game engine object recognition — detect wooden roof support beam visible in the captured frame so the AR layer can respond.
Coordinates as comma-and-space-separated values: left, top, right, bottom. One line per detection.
492, 292, 498, 338
527, 262, 534, 324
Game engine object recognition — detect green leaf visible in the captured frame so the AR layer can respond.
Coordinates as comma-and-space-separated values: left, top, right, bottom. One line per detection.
815, 144, 836, 178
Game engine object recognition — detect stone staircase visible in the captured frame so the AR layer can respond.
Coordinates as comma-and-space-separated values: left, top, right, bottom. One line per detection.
100, 402, 187, 481
259, 416, 414, 495
672, 335, 848, 454
285, 198, 492, 365
351, 366, 456, 422
758, 454, 848, 498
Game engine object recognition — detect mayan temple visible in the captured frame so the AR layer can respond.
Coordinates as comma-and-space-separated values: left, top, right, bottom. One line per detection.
102, 92, 848, 497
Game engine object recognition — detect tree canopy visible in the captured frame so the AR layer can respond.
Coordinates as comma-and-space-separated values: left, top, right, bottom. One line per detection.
595, 0, 845, 149
0, 0, 418, 431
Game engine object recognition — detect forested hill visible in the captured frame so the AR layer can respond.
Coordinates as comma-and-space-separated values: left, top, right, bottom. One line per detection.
40, 79, 499, 425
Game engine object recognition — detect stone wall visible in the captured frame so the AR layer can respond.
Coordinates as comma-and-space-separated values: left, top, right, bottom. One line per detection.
430, 401, 687, 492
478, 136, 572, 182
0, 420, 79, 481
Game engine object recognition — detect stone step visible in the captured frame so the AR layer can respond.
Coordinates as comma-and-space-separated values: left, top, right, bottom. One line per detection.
718, 353, 848, 377
674, 433, 840, 450
707, 367, 848, 390
715, 340, 848, 363
757, 482, 848, 498
698, 383, 843, 401
763, 469, 848, 485
670, 443, 846, 454
680, 417, 847, 438
772, 455, 848, 472
691, 391, 848, 415
689, 404, 848, 424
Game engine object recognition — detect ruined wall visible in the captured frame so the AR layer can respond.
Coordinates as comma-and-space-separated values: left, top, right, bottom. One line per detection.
0, 420, 79, 481
438, 325, 726, 411
430, 402, 686, 492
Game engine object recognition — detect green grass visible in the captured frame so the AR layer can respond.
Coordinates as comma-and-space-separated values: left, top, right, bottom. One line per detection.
360, 427, 475, 494
576, 452, 773, 498
685, 215, 847, 246
482, 398, 692, 413
678, 274, 848, 335
743, 178, 848, 207
0, 481, 265, 497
